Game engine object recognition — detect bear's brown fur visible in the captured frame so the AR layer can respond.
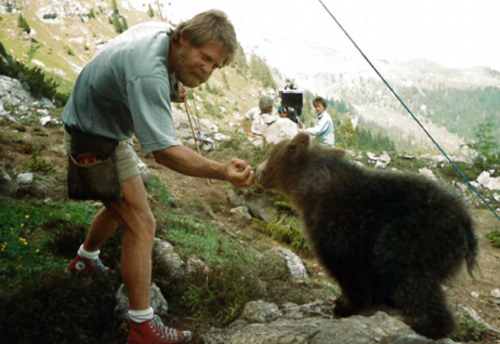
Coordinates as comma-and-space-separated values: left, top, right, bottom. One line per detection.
256, 132, 478, 339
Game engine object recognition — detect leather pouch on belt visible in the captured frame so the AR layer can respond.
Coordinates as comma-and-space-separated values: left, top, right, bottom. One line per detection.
67, 129, 122, 201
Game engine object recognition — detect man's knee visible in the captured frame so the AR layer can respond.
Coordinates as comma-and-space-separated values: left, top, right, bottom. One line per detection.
132, 214, 156, 242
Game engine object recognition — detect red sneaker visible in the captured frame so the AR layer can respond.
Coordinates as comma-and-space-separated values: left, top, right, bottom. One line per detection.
66, 254, 109, 277
127, 315, 192, 344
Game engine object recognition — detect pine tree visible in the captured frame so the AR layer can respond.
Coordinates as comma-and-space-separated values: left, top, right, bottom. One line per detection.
148, 4, 155, 18
112, 14, 123, 33
111, 0, 119, 15
469, 115, 499, 168
89, 9, 96, 19
121, 17, 128, 31
17, 14, 31, 34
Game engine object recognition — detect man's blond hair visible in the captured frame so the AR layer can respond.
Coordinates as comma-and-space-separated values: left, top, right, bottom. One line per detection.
170, 10, 237, 67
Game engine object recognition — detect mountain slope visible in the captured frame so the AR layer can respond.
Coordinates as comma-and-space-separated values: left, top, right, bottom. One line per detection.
1, 0, 500, 154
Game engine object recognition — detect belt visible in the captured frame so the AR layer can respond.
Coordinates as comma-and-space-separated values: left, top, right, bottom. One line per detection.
65, 124, 133, 146
64, 124, 75, 134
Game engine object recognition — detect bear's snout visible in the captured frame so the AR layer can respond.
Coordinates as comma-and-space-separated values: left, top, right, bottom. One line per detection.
254, 160, 268, 184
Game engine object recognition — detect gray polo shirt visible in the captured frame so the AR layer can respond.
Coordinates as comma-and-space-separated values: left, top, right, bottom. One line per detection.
62, 22, 181, 152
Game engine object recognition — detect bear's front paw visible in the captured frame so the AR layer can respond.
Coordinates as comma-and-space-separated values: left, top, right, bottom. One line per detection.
333, 296, 354, 317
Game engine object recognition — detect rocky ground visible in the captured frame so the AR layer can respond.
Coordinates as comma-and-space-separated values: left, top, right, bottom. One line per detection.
1, 108, 500, 343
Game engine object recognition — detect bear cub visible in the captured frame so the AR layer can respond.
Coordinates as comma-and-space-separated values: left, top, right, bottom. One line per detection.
256, 132, 478, 339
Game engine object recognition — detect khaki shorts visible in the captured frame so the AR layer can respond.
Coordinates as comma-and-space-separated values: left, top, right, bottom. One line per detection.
63, 129, 140, 182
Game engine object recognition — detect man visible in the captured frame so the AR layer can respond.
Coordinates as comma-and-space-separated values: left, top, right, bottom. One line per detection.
299, 96, 335, 147
63, 10, 254, 344
242, 96, 277, 144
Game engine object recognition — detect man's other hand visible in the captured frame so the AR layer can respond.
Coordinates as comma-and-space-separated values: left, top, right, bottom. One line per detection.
178, 84, 188, 100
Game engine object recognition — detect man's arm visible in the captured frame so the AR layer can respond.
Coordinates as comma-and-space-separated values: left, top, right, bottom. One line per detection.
306, 117, 329, 137
153, 145, 254, 187
242, 117, 256, 138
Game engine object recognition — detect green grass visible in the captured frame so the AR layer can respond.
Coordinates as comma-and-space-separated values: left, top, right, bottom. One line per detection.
486, 230, 500, 248
0, 196, 100, 290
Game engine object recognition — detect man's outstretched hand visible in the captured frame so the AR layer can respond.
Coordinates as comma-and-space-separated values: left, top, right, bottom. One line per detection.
225, 158, 255, 187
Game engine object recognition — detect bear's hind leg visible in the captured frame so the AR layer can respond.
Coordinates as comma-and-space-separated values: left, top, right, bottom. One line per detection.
393, 276, 455, 339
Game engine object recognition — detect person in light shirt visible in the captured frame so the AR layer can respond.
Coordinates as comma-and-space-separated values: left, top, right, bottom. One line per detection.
242, 95, 277, 138
299, 96, 335, 147
63, 10, 254, 344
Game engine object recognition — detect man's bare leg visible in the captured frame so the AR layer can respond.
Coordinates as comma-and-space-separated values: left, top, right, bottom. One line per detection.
82, 207, 119, 252
103, 175, 155, 310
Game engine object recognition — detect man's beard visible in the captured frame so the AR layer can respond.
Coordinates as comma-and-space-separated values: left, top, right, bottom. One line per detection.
173, 45, 208, 88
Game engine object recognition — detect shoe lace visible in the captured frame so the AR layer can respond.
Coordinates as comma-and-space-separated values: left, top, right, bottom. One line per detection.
150, 316, 179, 340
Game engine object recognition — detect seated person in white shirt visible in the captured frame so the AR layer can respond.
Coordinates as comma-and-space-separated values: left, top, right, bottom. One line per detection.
242, 96, 276, 138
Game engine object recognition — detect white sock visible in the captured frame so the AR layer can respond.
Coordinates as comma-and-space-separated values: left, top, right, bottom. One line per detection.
129, 307, 154, 323
78, 244, 100, 260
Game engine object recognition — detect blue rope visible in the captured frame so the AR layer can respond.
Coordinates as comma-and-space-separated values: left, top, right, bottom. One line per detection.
317, 0, 500, 222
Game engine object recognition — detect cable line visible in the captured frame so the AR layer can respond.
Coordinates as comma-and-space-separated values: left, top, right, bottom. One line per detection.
316, 0, 500, 222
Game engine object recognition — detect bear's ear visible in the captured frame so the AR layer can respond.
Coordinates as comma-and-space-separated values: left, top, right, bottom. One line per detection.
288, 132, 310, 153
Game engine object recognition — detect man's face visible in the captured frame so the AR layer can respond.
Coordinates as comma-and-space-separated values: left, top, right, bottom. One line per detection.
261, 106, 272, 114
173, 38, 227, 88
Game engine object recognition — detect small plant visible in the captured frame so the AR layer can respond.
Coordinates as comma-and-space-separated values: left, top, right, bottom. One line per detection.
17, 14, 31, 34
27, 42, 42, 61
486, 230, 500, 248
22, 152, 55, 174
451, 317, 487, 342
260, 214, 309, 251
64, 45, 75, 56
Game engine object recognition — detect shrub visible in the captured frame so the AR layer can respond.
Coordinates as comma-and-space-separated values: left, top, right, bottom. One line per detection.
0, 51, 69, 106
27, 42, 42, 61
486, 230, 500, 248
64, 45, 74, 56
259, 214, 308, 251
22, 152, 55, 174
182, 262, 265, 325
451, 317, 487, 342
0, 272, 125, 344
